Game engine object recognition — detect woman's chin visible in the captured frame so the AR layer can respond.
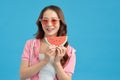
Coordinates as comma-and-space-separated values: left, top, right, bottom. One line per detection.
45, 33, 57, 37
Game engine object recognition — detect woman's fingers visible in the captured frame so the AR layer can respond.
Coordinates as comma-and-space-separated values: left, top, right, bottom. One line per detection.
46, 45, 57, 56
56, 46, 66, 57
45, 45, 67, 62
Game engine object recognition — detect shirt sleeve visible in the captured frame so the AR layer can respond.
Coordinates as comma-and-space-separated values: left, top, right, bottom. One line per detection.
64, 48, 76, 76
21, 40, 31, 61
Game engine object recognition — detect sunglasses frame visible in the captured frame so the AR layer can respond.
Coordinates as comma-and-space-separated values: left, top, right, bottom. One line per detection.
39, 18, 60, 25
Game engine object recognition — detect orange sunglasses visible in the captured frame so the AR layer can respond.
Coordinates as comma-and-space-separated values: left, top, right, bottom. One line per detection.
40, 18, 60, 25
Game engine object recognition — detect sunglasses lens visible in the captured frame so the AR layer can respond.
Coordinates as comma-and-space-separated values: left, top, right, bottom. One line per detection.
51, 19, 58, 25
41, 19, 48, 25
41, 19, 59, 25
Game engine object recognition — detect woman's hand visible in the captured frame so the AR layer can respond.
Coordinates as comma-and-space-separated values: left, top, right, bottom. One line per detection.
44, 45, 56, 62
54, 46, 71, 80
54, 46, 67, 63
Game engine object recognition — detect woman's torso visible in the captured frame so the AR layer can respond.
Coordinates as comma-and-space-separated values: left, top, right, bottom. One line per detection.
38, 54, 56, 80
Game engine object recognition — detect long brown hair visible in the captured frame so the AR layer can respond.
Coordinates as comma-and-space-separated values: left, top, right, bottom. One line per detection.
35, 5, 69, 66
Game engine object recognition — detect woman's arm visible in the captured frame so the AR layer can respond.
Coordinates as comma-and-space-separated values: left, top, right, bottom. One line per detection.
20, 45, 56, 80
54, 62, 71, 80
20, 58, 48, 80
54, 46, 72, 80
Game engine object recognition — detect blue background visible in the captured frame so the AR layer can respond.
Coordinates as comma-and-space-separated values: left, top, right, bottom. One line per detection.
0, 0, 120, 80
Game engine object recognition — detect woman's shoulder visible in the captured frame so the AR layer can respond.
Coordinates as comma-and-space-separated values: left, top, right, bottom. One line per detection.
24, 38, 40, 48
67, 45, 76, 51
26, 38, 39, 42
25, 38, 40, 44
67, 45, 76, 57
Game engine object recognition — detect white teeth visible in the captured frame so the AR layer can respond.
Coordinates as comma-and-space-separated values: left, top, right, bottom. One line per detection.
46, 28, 54, 32
47, 27, 54, 31
48, 27, 54, 29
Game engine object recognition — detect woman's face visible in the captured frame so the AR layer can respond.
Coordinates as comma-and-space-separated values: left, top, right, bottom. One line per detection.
41, 9, 60, 37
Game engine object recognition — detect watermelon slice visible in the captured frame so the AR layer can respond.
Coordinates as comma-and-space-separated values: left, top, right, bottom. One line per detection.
44, 36, 68, 46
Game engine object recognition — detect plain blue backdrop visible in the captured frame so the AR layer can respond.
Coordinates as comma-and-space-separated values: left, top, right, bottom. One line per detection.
0, 0, 120, 80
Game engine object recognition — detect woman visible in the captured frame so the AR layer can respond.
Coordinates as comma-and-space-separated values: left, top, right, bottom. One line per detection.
20, 5, 76, 80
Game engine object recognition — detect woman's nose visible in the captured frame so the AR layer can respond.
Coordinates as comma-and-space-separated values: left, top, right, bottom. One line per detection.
47, 20, 52, 26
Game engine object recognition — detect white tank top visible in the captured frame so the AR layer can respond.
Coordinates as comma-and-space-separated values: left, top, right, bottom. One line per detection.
39, 54, 56, 80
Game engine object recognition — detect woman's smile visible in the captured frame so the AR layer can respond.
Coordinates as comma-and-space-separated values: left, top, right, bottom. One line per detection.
46, 26, 55, 33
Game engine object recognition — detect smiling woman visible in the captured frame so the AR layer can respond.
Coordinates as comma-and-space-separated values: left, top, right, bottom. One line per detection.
19, 5, 76, 80
39, 9, 60, 37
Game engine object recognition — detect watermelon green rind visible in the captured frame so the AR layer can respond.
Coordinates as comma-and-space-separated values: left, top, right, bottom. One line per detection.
44, 37, 51, 46
44, 36, 68, 46
61, 36, 68, 46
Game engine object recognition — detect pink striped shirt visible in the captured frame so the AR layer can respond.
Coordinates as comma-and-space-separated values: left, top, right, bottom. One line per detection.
21, 38, 76, 80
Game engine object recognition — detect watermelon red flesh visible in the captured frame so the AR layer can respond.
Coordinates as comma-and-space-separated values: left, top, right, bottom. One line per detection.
44, 36, 67, 46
